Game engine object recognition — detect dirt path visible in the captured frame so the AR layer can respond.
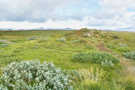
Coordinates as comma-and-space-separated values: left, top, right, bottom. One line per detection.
96, 43, 112, 53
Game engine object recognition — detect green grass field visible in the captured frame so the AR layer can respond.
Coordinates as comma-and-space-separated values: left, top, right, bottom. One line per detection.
0, 29, 135, 90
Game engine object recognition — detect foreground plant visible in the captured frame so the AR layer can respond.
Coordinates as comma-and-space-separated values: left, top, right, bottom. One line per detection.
0, 61, 72, 90
70, 66, 120, 90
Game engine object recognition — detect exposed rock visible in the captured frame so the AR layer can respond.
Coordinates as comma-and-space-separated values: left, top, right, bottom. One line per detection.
83, 33, 91, 37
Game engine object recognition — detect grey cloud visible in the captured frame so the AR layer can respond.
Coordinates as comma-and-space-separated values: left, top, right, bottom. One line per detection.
0, 0, 74, 22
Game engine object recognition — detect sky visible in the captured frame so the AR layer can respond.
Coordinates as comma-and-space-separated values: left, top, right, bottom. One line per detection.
0, 0, 135, 31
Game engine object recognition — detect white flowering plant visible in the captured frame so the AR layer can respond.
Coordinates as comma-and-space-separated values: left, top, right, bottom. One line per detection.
0, 61, 72, 90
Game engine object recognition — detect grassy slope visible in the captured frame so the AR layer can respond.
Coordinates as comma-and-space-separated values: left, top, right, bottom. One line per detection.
0, 30, 135, 89
0, 30, 92, 69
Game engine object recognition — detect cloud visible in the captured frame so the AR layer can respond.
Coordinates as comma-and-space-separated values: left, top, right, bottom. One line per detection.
0, 0, 74, 22
0, 20, 84, 30
0, 0, 135, 31
101, 0, 135, 10
89, 0, 135, 31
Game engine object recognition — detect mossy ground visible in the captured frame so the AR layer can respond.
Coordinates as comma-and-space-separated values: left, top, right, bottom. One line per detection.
0, 30, 135, 89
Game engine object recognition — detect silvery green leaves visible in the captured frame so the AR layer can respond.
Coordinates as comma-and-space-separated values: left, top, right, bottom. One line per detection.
0, 61, 72, 90
72, 51, 120, 67
123, 51, 135, 60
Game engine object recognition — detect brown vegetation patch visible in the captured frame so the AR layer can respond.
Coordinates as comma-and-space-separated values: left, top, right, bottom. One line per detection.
121, 59, 135, 74
97, 43, 112, 53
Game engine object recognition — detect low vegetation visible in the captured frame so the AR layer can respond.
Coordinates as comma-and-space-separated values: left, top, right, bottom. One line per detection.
72, 51, 120, 67
0, 29, 135, 89
123, 51, 135, 60
0, 61, 72, 90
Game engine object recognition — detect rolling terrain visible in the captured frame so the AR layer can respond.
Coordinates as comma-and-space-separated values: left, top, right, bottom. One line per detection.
0, 29, 135, 90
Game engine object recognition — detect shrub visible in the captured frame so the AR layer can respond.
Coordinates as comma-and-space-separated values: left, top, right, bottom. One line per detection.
28, 36, 37, 40
72, 51, 120, 67
124, 80, 135, 90
0, 40, 9, 48
0, 61, 72, 90
57, 37, 66, 42
0, 44, 8, 48
107, 44, 115, 49
116, 47, 130, 53
112, 35, 120, 39
71, 39, 86, 43
72, 52, 91, 63
123, 51, 135, 60
88, 52, 119, 65
107, 44, 130, 53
